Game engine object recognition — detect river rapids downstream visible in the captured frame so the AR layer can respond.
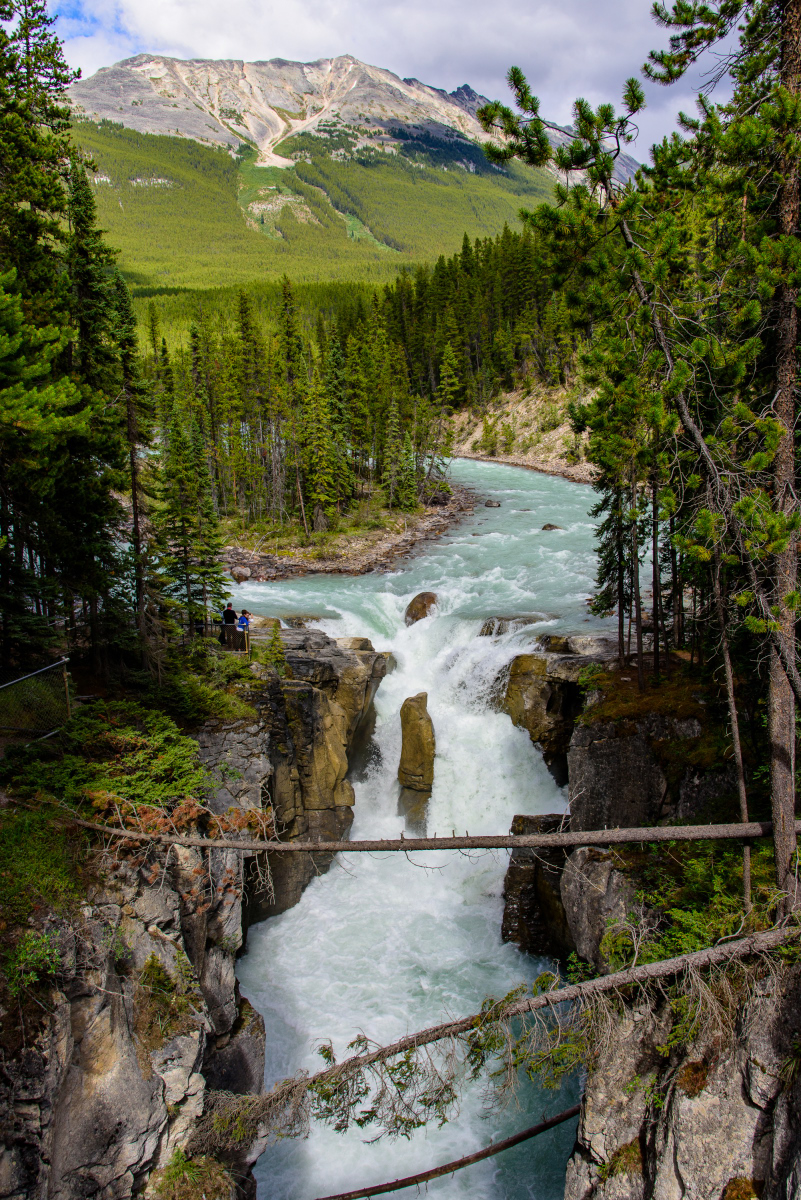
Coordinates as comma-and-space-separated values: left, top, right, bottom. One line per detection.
235, 460, 612, 1200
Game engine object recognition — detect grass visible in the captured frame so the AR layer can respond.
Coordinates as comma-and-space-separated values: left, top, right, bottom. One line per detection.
152, 1150, 234, 1200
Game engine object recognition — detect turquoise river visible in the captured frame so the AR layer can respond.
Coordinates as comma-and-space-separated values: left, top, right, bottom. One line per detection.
235, 459, 612, 1200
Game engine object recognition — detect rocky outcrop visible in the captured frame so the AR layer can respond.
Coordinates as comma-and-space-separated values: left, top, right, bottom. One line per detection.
479, 615, 551, 636
568, 712, 736, 831
397, 692, 436, 836
0, 835, 266, 1200
498, 654, 791, 1199
0, 628, 387, 1200
501, 815, 574, 958
559, 848, 636, 972
500, 635, 617, 770
242, 629, 388, 917
501, 821, 635, 970
397, 693, 436, 791
564, 965, 801, 1200
404, 592, 438, 626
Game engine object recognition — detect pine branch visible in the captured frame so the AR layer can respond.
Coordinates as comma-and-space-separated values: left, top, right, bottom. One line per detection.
312, 1104, 582, 1200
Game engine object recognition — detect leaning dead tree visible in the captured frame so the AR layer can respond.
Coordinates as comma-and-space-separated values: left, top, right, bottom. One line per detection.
189, 925, 798, 1154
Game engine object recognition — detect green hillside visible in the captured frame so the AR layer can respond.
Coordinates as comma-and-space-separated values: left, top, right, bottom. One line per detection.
74, 120, 554, 290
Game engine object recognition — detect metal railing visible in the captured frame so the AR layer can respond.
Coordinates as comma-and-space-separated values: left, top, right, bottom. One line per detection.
0, 659, 71, 737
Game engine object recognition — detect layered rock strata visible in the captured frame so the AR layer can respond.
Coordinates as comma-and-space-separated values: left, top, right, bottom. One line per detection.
499, 634, 617, 774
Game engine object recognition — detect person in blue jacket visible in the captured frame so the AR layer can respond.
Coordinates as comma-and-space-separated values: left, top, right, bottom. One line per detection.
237, 610, 251, 629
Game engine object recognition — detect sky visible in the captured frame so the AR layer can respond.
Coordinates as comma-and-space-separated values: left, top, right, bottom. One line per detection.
51, 0, 728, 153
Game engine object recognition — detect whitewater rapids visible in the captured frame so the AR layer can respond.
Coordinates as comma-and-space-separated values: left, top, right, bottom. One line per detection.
236, 459, 611, 1199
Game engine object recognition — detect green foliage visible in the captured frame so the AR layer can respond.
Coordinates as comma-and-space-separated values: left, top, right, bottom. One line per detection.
136, 951, 201, 1049
261, 625, 287, 677
601, 838, 779, 972
153, 1149, 234, 1200
538, 401, 563, 432
4, 929, 61, 996
0, 809, 82, 922
0, 700, 210, 811
598, 1140, 643, 1182
73, 122, 553, 290
576, 663, 606, 692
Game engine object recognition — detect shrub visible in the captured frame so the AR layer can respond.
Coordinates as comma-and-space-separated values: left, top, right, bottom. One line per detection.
5, 930, 61, 996
479, 416, 498, 456
538, 401, 563, 432
500, 420, 516, 453
153, 1149, 234, 1200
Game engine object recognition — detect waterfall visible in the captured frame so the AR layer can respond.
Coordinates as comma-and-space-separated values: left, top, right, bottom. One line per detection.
236, 460, 609, 1199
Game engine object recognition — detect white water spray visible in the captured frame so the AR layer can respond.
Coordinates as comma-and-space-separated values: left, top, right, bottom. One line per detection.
236, 461, 610, 1199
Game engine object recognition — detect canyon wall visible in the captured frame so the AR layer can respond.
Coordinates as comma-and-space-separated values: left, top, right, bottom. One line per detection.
0, 631, 387, 1199
499, 651, 800, 1200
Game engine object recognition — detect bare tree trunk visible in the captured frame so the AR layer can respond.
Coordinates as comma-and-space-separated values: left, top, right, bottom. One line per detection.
713, 546, 751, 911
652, 465, 660, 680
631, 476, 645, 691
769, 0, 801, 912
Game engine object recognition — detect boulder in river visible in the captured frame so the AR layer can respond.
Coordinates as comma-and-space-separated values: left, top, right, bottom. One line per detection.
231, 565, 251, 582
485, 499, 501, 507
479, 615, 551, 637
541, 523, 563, 531
398, 692, 436, 790
404, 591, 437, 625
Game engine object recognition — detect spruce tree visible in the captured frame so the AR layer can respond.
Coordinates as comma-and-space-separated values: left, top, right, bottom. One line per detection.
65, 157, 116, 388
302, 375, 337, 525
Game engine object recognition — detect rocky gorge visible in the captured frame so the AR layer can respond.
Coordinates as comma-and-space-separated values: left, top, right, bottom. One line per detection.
0, 630, 388, 1199
1, 458, 792, 1200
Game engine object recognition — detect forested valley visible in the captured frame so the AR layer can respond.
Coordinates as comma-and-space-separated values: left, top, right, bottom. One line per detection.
3, 0, 801, 1195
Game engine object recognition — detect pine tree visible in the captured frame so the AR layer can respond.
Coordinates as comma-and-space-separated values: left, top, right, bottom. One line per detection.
0, 0, 75, 303
382, 396, 404, 508
65, 157, 116, 388
155, 404, 226, 631
113, 274, 152, 635
302, 375, 337, 525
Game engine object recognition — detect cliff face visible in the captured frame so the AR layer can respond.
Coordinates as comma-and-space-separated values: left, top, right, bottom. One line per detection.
0, 630, 387, 1199
564, 967, 801, 1200
499, 662, 796, 1198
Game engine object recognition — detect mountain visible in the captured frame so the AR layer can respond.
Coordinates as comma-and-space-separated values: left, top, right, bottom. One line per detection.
67, 54, 637, 291
68, 54, 495, 166
68, 53, 638, 179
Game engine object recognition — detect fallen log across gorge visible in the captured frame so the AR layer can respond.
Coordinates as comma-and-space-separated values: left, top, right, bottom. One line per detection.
58, 813, 801, 854
311, 1104, 583, 1200
194, 924, 800, 1154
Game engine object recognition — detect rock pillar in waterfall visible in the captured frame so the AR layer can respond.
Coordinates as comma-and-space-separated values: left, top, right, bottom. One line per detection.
397, 692, 436, 834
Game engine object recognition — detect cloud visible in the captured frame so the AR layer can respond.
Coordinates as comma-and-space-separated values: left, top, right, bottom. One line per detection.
52, 0, 727, 152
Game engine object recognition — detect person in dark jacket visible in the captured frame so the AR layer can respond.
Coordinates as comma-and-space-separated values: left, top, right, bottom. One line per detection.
219, 602, 237, 644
